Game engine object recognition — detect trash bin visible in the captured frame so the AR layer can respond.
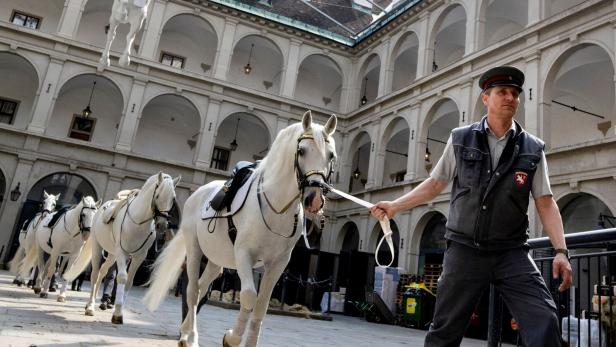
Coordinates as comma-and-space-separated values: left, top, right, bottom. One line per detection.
402, 282, 436, 329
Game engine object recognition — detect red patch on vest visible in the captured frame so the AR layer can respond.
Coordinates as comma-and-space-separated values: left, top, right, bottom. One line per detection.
514, 171, 528, 187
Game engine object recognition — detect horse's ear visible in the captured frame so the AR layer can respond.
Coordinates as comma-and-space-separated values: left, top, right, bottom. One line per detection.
302, 110, 312, 132
324, 114, 337, 136
44, 190, 49, 199
96, 199, 102, 208
157, 171, 164, 183
173, 175, 181, 187
56, 193, 61, 200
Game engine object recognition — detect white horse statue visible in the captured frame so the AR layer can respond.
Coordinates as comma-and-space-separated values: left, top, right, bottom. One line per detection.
9, 191, 60, 286
64, 172, 180, 324
100, 0, 151, 67
145, 111, 337, 347
19, 196, 98, 302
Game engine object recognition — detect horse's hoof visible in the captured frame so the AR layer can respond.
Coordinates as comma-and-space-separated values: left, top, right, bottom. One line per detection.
85, 308, 94, 316
111, 315, 123, 324
178, 340, 188, 347
57, 296, 66, 303
99, 302, 108, 310
33, 288, 41, 294
223, 331, 240, 347
39, 292, 48, 298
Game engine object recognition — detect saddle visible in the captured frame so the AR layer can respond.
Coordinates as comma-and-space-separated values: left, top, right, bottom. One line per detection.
209, 161, 257, 212
46, 206, 70, 228
102, 189, 140, 224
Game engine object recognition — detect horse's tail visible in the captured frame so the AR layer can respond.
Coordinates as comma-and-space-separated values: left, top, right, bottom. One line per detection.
8, 245, 25, 274
63, 233, 94, 281
19, 242, 39, 278
144, 229, 186, 311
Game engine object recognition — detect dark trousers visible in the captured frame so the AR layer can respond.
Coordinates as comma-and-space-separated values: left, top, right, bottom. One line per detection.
180, 266, 208, 322
425, 242, 561, 347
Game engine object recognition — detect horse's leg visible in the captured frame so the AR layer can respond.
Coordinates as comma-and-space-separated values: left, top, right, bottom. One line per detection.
100, 18, 118, 67
119, 14, 144, 67
244, 262, 288, 347
57, 256, 70, 302
33, 247, 45, 294
111, 252, 129, 324
223, 252, 257, 347
179, 235, 204, 347
121, 252, 146, 302
85, 240, 104, 316
40, 251, 59, 298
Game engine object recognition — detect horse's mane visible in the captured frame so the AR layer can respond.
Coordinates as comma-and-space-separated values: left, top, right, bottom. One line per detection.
256, 121, 329, 179
82, 196, 96, 208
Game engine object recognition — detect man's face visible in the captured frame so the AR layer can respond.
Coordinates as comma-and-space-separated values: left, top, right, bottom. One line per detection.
481, 86, 520, 118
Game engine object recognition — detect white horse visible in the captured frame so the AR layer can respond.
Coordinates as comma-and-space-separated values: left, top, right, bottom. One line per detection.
9, 191, 60, 285
19, 196, 98, 302
100, 0, 151, 67
145, 111, 337, 347
64, 172, 180, 324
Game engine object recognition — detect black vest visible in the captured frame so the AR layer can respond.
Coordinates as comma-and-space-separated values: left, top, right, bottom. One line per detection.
445, 117, 544, 250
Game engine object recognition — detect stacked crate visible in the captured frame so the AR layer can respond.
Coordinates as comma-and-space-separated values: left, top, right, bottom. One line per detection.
423, 264, 442, 294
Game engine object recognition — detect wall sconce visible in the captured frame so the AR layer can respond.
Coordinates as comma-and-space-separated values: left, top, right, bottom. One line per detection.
10, 182, 21, 201
82, 80, 97, 117
424, 147, 431, 162
432, 41, 438, 72
244, 43, 254, 74
230, 117, 240, 151
360, 77, 368, 105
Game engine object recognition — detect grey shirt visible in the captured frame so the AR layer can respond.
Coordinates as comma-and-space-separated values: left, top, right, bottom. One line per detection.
430, 120, 553, 198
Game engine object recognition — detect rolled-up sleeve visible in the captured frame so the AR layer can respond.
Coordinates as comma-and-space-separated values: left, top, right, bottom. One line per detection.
430, 135, 455, 183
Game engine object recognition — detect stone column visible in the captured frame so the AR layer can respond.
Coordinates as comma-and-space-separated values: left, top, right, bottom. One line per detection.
524, 53, 541, 136
378, 38, 392, 97
405, 103, 421, 181
213, 18, 239, 80
115, 79, 147, 151
365, 120, 381, 190
103, 175, 124, 201
416, 13, 430, 79
195, 98, 222, 169
281, 39, 301, 98
28, 58, 65, 134
57, 0, 87, 38
464, 0, 478, 55
0, 157, 34, 263
528, 0, 542, 25
459, 79, 473, 127
139, 0, 167, 61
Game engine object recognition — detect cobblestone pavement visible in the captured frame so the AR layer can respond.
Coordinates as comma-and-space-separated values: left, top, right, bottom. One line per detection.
0, 270, 491, 347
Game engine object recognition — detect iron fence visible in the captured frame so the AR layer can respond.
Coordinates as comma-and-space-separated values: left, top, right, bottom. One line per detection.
488, 228, 616, 347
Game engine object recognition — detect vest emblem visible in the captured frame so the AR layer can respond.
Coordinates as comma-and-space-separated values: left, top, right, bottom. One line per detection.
514, 171, 528, 187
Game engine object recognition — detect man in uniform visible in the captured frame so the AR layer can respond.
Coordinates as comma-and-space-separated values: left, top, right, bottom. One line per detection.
370, 66, 572, 347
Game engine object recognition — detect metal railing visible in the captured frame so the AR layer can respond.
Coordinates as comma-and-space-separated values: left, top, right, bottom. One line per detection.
488, 228, 616, 347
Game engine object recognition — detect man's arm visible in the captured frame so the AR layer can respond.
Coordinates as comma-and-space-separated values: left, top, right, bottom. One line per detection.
535, 195, 572, 292
370, 177, 448, 219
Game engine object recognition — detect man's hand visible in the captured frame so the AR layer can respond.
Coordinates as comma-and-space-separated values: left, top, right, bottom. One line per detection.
553, 253, 572, 292
370, 201, 397, 220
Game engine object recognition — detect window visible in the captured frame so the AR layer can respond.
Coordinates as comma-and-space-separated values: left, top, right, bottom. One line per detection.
68, 115, 96, 141
0, 98, 19, 124
11, 11, 41, 29
160, 52, 185, 69
211, 147, 230, 171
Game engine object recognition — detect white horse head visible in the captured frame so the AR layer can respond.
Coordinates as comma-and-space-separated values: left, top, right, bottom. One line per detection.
259, 110, 337, 214
143, 172, 180, 235
77, 196, 98, 240
42, 190, 60, 215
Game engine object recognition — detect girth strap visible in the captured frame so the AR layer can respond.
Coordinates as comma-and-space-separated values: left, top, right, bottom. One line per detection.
227, 217, 237, 244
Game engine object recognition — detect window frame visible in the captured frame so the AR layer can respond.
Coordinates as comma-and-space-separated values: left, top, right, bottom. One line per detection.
210, 146, 231, 171
10, 10, 42, 30
67, 114, 96, 142
160, 51, 186, 69
0, 97, 20, 125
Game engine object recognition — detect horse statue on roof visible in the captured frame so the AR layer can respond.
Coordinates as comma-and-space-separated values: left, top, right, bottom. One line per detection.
100, 0, 151, 68
145, 111, 337, 347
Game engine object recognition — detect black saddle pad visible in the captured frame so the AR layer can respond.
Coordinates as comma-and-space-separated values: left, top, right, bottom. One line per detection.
46, 206, 71, 228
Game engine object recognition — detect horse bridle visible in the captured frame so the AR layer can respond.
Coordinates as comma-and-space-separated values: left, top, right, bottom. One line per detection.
294, 132, 335, 197
77, 206, 96, 234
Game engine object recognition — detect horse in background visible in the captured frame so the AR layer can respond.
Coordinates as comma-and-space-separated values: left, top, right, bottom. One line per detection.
145, 111, 337, 347
9, 191, 60, 286
64, 172, 179, 324
100, 0, 151, 67
19, 196, 98, 302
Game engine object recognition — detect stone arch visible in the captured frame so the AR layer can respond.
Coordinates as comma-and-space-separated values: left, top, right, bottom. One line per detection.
0, 51, 40, 129
380, 116, 410, 185
430, 3, 467, 72
212, 112, 271, 170
478, 0, 528, 49
542, 43, 614, 149
421, 98, 460, 175
295, 54, 343, 111
134, 93, 201, 164
156, 13, 218, 75
391, 31, 419, 91
358, 53, 381, 105
49, 73, 124, 148
348, 131, 372, 192
556, 192, 615, 234
229, 34, 284, 95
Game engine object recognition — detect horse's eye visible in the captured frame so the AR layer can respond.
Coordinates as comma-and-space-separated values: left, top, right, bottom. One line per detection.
298, 148, 305, 156
329, 152, 335, 160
